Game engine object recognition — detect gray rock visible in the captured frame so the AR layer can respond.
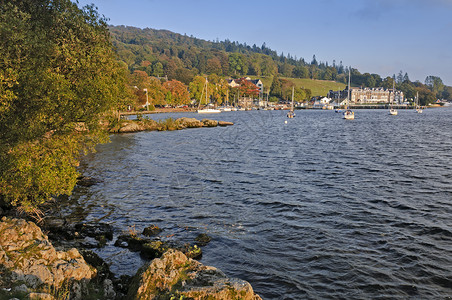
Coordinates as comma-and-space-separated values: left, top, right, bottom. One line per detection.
202, 119, 218, 127
176, 117, 203, 128
0, 217, 96, 291
218, 121, 234, 126
103, 279, 116, 299
128, 249, 261, 300
142, 225, 162, 237
118, 122, 145, 133
13, 284, 29, 293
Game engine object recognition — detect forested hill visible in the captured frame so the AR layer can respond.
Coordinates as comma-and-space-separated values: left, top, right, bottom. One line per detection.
109, 25, 452, 103
109, 25, 349, 83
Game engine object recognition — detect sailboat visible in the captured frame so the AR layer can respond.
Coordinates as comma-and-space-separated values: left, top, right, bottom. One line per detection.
197, 77, 221, 114
334, 102, 342, 113
343, 68, 354, 120
287, 87, 296, 118
415, 91, 423, 113
389, 81, 398, 115
335, 92, 342, 113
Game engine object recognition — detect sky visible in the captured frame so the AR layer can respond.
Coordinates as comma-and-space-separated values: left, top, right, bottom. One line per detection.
75, 0, 452, 85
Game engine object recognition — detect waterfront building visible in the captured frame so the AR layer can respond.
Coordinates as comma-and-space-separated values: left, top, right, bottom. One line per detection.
228, 77, 264, 96
328, 87, 404, 104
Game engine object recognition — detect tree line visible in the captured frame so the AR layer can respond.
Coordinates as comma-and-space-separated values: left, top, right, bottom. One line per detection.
109, 26, 351, 83
110, 26, 451, 106
0, 0, 127, 211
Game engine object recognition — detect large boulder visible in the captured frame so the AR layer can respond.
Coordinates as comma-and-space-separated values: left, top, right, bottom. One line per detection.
176, 117, 204, 128
118, 121, 146, 133
201, 119, 218, 127
128, 249, 261, 300
218, 121, 234, 126
0, 217, 96, 293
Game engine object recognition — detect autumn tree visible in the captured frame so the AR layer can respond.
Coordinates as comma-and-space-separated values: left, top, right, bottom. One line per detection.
189, 76, 208, 105
206, 74, 229, 105
280, 79, 295, 100
237, 78, 259, 98
162, 80, 190, 106
148, 77, 166, 107
173, 68, 195, 85
0, 0, 126, 211
130, 70, 151, 89
206, 57, 222, 75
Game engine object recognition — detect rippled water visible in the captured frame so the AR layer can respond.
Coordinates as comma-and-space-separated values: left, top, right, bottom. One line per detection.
68, 108, 452, 299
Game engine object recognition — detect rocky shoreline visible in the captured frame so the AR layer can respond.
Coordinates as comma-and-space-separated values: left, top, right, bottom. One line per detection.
0, 215, 261, 299
110, 117, 234, 134
0, 117, 260, 299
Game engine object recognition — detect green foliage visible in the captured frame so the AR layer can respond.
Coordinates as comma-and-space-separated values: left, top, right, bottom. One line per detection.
425, 75, 445, 99
0, 0, 126, 210
0, 132, 107, 210
157, 118, 181, 131
270, 76, 282, 97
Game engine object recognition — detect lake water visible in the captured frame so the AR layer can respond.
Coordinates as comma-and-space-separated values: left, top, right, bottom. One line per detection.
69, 108, 452, 299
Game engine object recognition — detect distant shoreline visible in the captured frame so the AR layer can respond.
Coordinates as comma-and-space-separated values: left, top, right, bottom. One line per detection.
119, 104, 447, 116
120, 107, 196, 115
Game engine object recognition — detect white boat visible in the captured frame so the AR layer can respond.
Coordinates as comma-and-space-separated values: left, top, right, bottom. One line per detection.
342, 68, 354, 120
389, 81, 398, 115
219, 107, 231, 112
287, 87, 296, 118
343, 109, 354, 120
198, 108, 221, 114
197, 77, 221, 114
415, 92, 423, 113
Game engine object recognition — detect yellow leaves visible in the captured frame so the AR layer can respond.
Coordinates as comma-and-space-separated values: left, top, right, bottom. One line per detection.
0, 132, 106, 211
0, 69, 18, 115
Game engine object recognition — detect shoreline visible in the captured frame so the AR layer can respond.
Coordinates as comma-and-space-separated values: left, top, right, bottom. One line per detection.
0, 205, 261, 299
0, 118, 256, 299
119, 104, 446, 116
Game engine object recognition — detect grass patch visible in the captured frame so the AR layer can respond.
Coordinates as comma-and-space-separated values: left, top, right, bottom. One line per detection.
247, 75, 346, 97
282, 78, 346, 96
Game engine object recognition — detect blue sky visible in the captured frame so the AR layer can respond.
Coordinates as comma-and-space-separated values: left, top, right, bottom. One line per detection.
76, 0, 452, 85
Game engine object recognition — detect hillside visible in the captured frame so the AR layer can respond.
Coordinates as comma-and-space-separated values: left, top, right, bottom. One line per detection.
108, 25, 450, 103
108, 26, 349, 86
246, 76, 345, 97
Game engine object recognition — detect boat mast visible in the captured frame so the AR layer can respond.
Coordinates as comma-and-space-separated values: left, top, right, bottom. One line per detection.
291, 86, 294, 111
205, 77, 208, 107
392, 80, 395, 108
347, 68, 351, 108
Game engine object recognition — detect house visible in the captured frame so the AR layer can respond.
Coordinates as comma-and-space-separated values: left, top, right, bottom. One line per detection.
228, 77, 264, 97
328, 87, 404, 104
313, 97, 332, 109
